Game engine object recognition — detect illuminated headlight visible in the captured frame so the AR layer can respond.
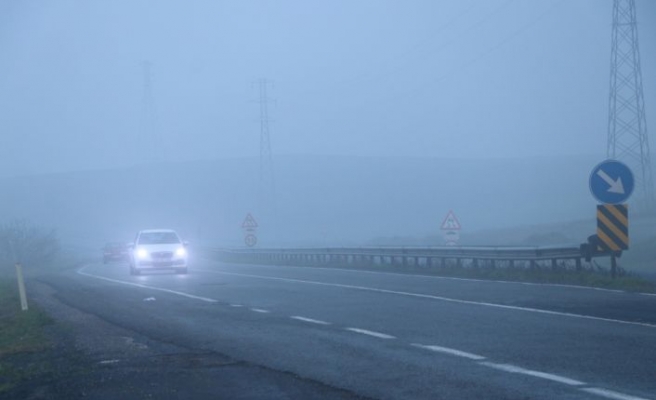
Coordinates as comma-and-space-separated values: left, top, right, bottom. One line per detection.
175, 247, 187, 257
136, 248, 149, 259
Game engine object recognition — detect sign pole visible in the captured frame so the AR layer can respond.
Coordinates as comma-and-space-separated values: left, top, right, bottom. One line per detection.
610, 255, 617, 279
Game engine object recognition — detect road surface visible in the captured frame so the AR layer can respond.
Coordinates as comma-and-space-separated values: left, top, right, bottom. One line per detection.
36, 255, 656, 400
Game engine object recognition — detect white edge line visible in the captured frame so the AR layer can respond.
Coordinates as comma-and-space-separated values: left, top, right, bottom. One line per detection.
77, 266, 218, 303
412, 343, 485, 360
78, 265, 653, 400
197, 269, 656, 329
200, 260, 636, 295
290, 316, 331, 325
581, 387, 652, 400
479, 362, 584, 386
345, 327, 395, 339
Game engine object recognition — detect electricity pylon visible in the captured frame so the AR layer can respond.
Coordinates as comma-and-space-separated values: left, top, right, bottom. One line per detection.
607, 0, 654, 211
141, 60, 160, 163
256, 78, 277, 232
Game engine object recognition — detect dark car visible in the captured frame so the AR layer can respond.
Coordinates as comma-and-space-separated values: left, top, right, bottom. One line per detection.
103, 242, 129, 264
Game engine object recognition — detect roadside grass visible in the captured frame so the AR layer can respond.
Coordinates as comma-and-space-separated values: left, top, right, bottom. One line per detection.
410, 265, 656, 293
218, 254, 656, 293
0, 279, 52, 356
0, 278, 53, 394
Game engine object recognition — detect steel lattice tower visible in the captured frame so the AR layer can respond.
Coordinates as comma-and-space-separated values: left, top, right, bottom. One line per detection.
256, 78, 276, 220
141, 60, 160, 163
607, 0, 654, 211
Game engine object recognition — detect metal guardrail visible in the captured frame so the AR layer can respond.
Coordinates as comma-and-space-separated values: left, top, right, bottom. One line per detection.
205, 245, 599, 271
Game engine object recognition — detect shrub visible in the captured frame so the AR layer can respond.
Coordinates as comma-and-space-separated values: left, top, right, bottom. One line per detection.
0, 220, 59, 267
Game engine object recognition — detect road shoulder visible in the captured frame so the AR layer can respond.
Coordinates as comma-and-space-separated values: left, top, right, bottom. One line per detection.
5, 278, 367, 400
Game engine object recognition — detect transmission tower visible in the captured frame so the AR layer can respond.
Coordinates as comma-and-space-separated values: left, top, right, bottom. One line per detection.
140, 60, 160, 163
256, 78, 277, 223
607, 0, 654, 211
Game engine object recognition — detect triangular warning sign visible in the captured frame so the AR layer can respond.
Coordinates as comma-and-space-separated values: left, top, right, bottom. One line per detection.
242, 213, 258, 229
440, 210, 461, 231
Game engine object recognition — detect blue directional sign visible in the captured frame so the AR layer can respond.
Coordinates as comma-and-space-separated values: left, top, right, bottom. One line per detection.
589, 160, 634, 204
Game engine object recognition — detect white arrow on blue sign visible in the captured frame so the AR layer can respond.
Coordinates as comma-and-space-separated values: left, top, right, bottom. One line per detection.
589, 160, 634, 204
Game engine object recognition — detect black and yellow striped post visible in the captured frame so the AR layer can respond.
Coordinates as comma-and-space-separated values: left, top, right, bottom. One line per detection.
596, 204, 629, 251
596, 204, 628, 278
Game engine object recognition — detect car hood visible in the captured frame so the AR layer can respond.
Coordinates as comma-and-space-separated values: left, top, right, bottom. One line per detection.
136, 244, 184, 252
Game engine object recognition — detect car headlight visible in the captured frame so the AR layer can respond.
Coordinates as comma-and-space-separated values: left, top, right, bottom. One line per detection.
175, 247, 187, 257
136, 248, 149, 259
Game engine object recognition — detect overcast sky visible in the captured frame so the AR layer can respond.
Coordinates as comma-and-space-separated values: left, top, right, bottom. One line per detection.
0, 0, 654, 177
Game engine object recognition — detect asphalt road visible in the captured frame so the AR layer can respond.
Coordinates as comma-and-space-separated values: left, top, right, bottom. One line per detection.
35, 255, 656, 400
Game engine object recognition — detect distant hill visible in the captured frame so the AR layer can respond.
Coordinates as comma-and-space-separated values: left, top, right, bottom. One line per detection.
0, 155, 652, 259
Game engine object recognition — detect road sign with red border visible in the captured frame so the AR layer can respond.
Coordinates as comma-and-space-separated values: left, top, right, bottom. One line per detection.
244, 234, 257, 247
242, 213, 258, 229
440, 210, 461, 231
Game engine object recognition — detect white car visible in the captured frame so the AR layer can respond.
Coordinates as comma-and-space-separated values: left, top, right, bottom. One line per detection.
129, 229, 188, 275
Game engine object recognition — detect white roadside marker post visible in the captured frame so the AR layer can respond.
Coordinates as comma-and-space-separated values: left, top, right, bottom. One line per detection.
15, 263, 28, 311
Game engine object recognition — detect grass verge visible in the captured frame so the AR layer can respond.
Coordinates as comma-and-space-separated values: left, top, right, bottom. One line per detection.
221, 256, 656, 293
0, 278, 53, 395
0, 279, 52, 355
404, 264, 656, 293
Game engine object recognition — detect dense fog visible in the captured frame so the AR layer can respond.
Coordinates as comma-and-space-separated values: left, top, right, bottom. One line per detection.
0, 1, 654, 254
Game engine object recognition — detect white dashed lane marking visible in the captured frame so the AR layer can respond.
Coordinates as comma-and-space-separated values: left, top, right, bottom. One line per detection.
345, 328, 395, 339
479, 361, 585, 386
290, 316, 331, 325
412, 344, 486, 361
78, 265, 654, 400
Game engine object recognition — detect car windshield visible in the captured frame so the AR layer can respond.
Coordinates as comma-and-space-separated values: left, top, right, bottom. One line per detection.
138, 232, 180, 245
